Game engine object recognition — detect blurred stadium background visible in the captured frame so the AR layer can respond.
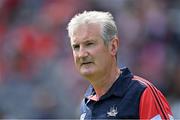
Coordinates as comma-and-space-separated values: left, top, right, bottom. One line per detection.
0, 0, 179, 119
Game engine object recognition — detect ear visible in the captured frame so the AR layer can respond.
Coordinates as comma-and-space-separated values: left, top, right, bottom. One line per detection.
109, 37, 119, 56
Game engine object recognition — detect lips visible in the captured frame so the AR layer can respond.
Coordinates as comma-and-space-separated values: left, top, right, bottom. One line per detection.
81, 62, 93, 66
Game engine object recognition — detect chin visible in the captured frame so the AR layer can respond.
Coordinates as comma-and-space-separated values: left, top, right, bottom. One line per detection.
81, 71, 93, 76
80, 69, 95, 77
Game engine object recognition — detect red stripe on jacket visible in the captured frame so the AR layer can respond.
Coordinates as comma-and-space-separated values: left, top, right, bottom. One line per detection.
133, 76, 173, 119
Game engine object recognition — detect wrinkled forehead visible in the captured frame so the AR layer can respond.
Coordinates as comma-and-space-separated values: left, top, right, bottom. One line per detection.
70, 23, 102, 43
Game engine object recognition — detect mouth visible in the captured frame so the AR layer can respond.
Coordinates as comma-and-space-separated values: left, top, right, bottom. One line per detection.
81, 62, 93, 66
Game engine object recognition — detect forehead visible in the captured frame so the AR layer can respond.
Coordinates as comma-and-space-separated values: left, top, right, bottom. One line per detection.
71, 23, 102, 44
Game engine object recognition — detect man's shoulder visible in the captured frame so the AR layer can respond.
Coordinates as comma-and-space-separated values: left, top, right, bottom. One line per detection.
125, 75, 147, 98
119, 67, 147, 96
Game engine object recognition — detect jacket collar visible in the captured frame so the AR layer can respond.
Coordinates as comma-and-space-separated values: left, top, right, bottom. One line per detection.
84, 67, 133, 100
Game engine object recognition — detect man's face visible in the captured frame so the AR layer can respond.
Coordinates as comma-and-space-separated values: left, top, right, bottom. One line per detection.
70, 23, 114, 78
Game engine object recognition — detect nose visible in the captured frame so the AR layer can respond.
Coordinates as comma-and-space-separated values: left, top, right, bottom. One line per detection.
78, 46, 88, 58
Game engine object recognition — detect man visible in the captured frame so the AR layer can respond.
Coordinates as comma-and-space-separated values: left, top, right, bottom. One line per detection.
67, 11, 173, 119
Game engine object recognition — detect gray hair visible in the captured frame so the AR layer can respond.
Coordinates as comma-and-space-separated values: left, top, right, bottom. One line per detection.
67, 11, 118, 44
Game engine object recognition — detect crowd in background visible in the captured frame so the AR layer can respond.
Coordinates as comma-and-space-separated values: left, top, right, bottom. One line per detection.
0, 0, 179, 119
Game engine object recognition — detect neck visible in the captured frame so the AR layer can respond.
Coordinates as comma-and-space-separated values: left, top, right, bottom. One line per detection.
87, 66, 121, 101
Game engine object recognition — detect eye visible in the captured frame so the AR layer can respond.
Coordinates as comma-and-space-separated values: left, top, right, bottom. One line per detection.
86, 42, 94, 46
72, 44, 80, 50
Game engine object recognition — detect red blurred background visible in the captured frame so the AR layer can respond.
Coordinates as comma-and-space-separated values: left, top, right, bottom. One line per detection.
0, 0, 179, 119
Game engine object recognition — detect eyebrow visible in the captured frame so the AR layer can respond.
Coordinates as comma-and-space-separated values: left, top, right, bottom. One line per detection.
85, 39, 97, 43
72, 39, 96, 45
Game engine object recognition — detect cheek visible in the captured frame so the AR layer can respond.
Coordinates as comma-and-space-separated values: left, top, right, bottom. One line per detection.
95, 51, 110, 65
74, 56, 78, 63
73, 54, 80, 67
72, 53, 77, 63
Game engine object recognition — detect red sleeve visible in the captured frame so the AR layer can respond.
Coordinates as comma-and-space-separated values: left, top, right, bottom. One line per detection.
139, 87, 173, 119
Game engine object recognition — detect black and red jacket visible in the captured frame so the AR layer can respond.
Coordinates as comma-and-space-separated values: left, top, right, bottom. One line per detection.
80, 68, 173, 119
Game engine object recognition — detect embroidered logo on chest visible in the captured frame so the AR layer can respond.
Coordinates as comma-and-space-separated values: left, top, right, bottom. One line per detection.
107, 106, 118, 117
80, 113, 86, 120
